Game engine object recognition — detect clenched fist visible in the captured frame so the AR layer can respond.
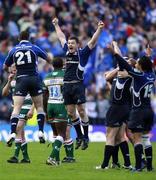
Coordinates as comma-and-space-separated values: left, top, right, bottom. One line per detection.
52, 18, 59, 26
98, 21, 105, 30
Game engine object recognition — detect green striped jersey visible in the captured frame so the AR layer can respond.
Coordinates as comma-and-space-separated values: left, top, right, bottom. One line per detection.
43, 70, 64, 104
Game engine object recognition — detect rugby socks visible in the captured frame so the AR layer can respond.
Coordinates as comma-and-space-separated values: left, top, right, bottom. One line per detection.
72, 118, 83, 139
52, 136, 57, 148
50, 136, 63, 161
14, 139, 22, 158
64, 139, 74, 158
112, 144, 119, 164
21, 142, 30, 160
145, 146, 153, 170
119, 141, 131, 166
10, 115, 19, 134
134, 143, 143, 170
37, 113, 45, 132
81, 121, 89, 139
101, 145, 114, 168
142, 135, 153, 170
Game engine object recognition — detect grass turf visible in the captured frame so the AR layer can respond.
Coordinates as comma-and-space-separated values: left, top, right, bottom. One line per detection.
0, 142, 156, 180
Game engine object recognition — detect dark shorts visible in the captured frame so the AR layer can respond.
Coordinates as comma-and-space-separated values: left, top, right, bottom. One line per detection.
128, 107, 154, 133
106, 104, 130, 127
14, 75, 43, 97
63, 82, 86, 105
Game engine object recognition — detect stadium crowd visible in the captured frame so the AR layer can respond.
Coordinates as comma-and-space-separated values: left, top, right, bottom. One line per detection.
0, 0, 156, 123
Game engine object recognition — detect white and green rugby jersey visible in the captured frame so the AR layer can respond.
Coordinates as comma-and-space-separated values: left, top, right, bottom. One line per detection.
43, 70, 64, 104
11, 79, 32, 109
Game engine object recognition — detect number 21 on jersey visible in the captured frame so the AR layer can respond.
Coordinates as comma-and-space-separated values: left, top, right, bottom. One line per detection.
15, 50, 32, 65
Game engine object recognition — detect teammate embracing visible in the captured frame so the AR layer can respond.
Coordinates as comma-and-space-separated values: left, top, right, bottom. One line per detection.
112, 41, 155, 172
96, 62, 132, 170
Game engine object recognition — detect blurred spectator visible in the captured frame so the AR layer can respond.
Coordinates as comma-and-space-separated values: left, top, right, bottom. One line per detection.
97, 85, 110, 125
0, 98, 12, 123
86, 86, 98, 125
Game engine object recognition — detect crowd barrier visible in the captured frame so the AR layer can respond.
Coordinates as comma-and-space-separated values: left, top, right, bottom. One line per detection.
0, 124, 156, 142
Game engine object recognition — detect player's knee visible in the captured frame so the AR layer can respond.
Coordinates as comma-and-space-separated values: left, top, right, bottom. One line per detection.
56, 135, 64, 143
115, 136, 121, 144
106, 137, 115, 145
16, 124, 23, 133
65, 126, 71, 140
106, 131, 116, 144
78, 108, 86, 119
116, 132, 126, 143
133, 134, 142, 144
36, 107, 44, 113
12, 109, 20, 117
81, 113, 89, 123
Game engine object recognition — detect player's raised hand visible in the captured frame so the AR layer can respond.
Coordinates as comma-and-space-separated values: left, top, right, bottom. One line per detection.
112, 41, 122, 56
112, 41, 118, 47
52, 17, 59, 26
145, 44, 152, 57
98, 21, 104, 30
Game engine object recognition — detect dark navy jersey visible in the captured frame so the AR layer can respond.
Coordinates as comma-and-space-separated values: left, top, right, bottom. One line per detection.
110, 76, 132, 105
4, 40, 48, 77
115, 54, 156, 108
63, 43, 91, 82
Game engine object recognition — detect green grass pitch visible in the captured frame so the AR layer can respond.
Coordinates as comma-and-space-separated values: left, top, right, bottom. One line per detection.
0, 142, 156, 180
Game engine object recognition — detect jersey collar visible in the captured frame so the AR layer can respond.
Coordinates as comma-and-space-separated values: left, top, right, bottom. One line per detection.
19, 40, 30, 44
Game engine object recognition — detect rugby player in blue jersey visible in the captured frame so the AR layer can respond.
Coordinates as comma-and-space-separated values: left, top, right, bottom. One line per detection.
3, 30, 52, 146
96, 59, 132, 170
52, 18, 104, 150
112, 41, 155, 172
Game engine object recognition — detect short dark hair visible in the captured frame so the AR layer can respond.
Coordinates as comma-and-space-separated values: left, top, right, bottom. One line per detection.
138, 56, 153, 72
19, 30, 30, 41
52, 57, 63, 69
68, 36, 79, 43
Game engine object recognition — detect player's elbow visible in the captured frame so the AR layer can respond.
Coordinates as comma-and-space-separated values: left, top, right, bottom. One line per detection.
105, 76, 112, 82
105, 72, 112, 82
46, 55, 52, 64
87, 42, 95, 50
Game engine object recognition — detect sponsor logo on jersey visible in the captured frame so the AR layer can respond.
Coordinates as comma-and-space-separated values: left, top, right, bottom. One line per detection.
77, 99, 81, 103
16, 91, 22, 95
136, 125, 143, 128
38, 90, 42, 93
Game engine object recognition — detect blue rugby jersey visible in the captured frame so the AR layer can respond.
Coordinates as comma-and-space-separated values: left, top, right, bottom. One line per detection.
4, 40, 48, 77
115, 54, 155, 108
110, 77, 132, 105
63, 43, 91, 82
